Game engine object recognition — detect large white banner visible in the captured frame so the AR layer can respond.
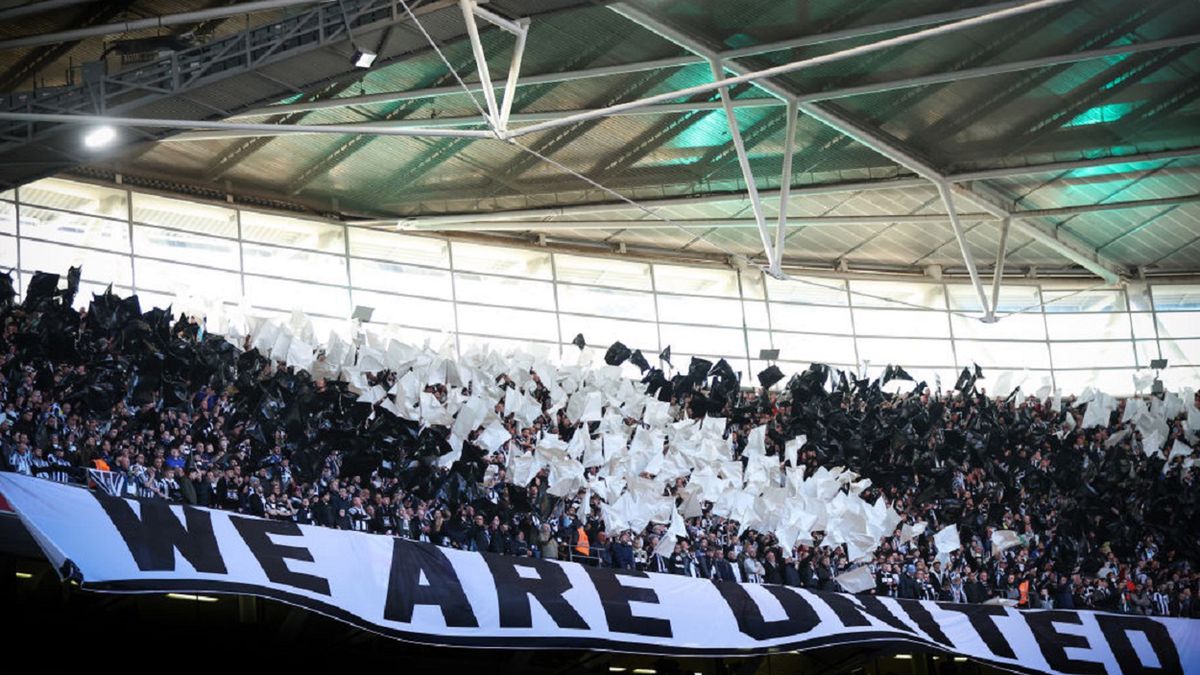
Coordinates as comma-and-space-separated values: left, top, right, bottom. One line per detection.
2, 473, 1197, 672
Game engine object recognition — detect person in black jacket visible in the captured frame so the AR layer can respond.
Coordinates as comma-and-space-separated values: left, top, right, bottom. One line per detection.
762, 549, 783, 585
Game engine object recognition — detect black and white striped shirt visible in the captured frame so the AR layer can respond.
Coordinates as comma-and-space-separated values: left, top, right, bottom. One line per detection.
7, 449, 33, 476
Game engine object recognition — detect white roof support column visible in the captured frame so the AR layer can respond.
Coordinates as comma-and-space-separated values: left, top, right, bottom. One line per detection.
459, 0, 502, 129
708, 57, 776, 270
495, 18, 530, 132
772, 97, 800, 278
937, 181, 992, 318
988, 217, 1012, 323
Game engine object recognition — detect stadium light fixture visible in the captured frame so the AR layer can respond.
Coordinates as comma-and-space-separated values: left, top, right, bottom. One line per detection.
83, 125, 117, 149
166, 592, 218, 602
352, 48, 377, 69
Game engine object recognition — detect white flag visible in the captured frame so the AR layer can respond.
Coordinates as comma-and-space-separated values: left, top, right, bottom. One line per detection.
836, 565, 876, 594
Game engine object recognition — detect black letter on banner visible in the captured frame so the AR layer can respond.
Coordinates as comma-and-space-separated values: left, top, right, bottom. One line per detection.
714, 582, 819, 640
383, 539, 478, 628
95, 493, 226, 574
583, 567, 671, 638
822, 592, 914, 634
939, 603, 1017, 659
1024, 611, 1105, 675
1096, 614, 1183, 674
484, 556, 588, 629
229, 517, 330, 596
893, 599, 954, 648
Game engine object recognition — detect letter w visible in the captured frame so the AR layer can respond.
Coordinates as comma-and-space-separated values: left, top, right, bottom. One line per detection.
95, 493, 227, 574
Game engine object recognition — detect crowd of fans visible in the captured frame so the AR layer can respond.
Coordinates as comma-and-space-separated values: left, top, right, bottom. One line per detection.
1, 269, 1197, 619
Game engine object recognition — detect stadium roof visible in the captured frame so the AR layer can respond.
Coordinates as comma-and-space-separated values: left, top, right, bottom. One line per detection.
1, 0, 1199, 290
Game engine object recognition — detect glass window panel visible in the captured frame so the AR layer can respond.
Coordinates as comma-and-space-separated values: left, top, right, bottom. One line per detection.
452, 241, 551, 279
955, 340, 1051, 369
849, 280, 945, 309
1130, 312, 1157, 340
739, 268, 765, 300
347, 228, 449, 267
353, 289, 455, 331
1134, 340, 1161, 367
856, 337, 955, 367
1161, 366, 1200, 391
1156, 312, 1200, 338
765, 275, 847, 305
853, 308, 950, 338
244, 276, 349, 317
554, 253, 651, 291
242, 243, 346, 285
132, 225, 239, 271
659, 323, 745, 357
770, 303, 853, 334
461, 334, 556, 355
20, 206, 130, 253
0, 233, 15, 268
454, 272, 555, 311
240, 211, 344, 253
132, 193, 237, 237
556, 283, 655, 321
1160, 338, 1200, 365
1042, 288, 1126, 312
1, 189, 13, 200
134, 258, 241, 299
349, 258, 452, 299
457, 305, 557, 342
747, 330, 775, 356
657, 294, 744, 328
743, 301, 769, 329
20, 239, 130, 285
0, 201, 14, 235
1050, 341, 1135, 369
653, 263, 738, 297
1053, 369, 1138, 396
951, 312, 1046, 340
19, 178, 127, 218
383, 325, 453, 350
558, 314, 657, 352
772, 334, 857, 365
1150, 284, 1200, 310
1044, 312, 1130, 340
947, 283, 1040, 313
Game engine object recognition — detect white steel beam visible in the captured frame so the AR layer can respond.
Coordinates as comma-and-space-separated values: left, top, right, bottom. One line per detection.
495, 18, 530, 131
938, 181, 992, 316
709, 58, 776, 270
773, 98, 799, 276
988, 217, 1011, 323
509, 0, 1072, 138
458, 0, 502, 128
0, 111, 496, 138
393, 177, 930, 224
169, 98, 783, 141
0, 0, 335, 50
393, 213, 996, 231
235, 3, 1195, 119
949, 147, 1200, 181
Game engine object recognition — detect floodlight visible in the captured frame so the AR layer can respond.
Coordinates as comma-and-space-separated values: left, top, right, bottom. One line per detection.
353, 48, 377, 69
1150, 358, 1168, 370
758, 349, 780, 360
83, 125, 117, 149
